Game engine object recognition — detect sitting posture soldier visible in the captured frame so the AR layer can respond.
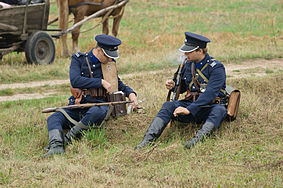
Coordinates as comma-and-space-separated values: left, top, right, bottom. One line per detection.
135, 32, 228, 149
42, 34, 138, 157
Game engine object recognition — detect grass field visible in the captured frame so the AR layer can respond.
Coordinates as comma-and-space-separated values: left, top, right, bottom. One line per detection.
0, 0, 282, 187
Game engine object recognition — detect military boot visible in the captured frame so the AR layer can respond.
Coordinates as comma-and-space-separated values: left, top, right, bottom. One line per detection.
41, 129, 65, 157
64, 125, 86, 145
134, 117, 166, 149
184, 122, 215, 149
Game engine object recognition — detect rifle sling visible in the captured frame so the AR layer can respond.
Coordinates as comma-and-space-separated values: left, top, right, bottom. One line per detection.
58, 105, 114, 129
58, 108, 89, 129
85, 56, 94, 78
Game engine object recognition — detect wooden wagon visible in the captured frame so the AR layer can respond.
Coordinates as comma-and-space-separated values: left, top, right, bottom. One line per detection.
0, 0, 55, 64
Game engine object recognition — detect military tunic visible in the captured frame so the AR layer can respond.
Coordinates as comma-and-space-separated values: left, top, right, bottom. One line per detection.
156, 53, 227, 128
47, 49, 135, 131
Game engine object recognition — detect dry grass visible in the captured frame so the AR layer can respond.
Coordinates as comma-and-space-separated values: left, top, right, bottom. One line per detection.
0, 71, 282, 187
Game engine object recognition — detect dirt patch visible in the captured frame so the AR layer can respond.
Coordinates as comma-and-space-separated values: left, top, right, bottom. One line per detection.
0, 92, 56, 102
0, 58, 282, 102
225, 58, 283, 78
0, 80, 69, 90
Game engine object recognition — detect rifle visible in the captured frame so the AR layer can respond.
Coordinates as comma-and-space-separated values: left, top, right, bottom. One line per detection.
42, 101, 133, 113
161, 58, 186, 139
166, 58, 186, 101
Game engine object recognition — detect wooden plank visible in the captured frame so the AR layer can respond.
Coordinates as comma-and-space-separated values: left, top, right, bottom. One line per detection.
0, 3, 46, 33
0, 23, 18, 31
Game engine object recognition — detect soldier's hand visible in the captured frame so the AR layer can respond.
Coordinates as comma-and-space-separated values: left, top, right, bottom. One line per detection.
173, 107, 190, 117
129, 93, 138, 110
101, 79, 112, 94
166, 79, 175, 90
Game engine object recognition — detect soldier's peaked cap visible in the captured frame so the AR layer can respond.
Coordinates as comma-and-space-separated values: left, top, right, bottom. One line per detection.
179, 32, 211, 53
95, 34, 122, 59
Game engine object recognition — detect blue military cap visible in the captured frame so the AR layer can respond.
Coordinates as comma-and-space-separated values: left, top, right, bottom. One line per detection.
179, 32, 211, 53
95, 34, 122, 59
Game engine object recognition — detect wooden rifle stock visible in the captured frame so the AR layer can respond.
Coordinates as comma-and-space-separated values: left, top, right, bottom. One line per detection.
42, 101, 133, 113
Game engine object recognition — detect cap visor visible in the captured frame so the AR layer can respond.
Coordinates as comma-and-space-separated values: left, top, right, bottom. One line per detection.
101, 48, 119, 59
179, 44, 199, 53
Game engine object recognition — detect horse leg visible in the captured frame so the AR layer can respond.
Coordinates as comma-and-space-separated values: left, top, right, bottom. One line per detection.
72, 10, 85, 54
112, 8, 125, 37
102, 18, 109, 35
57, 0, 70, 57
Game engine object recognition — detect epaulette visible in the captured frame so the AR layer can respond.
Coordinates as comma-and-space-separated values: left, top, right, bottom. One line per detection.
208, 58, 217, 67
74, 52, 87, 58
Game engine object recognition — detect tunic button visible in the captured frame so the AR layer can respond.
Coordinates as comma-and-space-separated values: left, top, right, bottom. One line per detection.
93, 65, 95, 67
91, 72, 93, 74
81, 72, 84, 75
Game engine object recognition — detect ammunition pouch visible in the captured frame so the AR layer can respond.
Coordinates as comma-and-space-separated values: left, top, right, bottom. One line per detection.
185, 91, 200, 102
107, 91, 127, 117
70, 86, 106, 104
83, 88, 107, 98
226, 90, 241, 121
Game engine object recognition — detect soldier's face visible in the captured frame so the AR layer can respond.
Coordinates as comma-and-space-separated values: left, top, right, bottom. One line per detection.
184, 49, 203, 63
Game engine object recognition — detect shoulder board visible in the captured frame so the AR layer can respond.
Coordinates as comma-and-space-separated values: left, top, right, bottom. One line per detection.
208, 58, 217, 67
74, 52, 87, 58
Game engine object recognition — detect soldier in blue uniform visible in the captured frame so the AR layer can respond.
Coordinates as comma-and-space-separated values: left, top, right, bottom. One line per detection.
135, 32, 227, 149
42, 35, 138, 157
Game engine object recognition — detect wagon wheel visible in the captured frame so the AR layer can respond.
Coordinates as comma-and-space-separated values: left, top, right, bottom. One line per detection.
25, 31, 55, 64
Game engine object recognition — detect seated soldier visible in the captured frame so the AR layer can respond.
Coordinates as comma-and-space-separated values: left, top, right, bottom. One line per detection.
42, 34, 138, 157
135, 32, 228, 150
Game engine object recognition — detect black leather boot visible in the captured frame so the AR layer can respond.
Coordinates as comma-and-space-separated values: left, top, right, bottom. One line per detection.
41, 129, 65, 157
64, 122, 88, 145
134, 117, 166, 149
184, 122, 215, 149
64, 126, 84, 145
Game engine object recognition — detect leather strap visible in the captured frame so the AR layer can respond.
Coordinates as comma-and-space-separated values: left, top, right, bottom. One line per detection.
191, 62, 200, 91
85, 56, 93, 78
58, 108, 89, 129
58, 105, 114, 129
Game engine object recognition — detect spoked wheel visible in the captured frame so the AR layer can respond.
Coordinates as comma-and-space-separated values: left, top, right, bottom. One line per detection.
25, 31, 55, 64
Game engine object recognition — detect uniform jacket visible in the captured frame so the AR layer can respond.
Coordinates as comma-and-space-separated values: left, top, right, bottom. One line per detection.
68, 50, 135, 105
179, 53, 226, 116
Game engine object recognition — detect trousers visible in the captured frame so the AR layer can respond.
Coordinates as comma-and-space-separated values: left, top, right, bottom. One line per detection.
156, 100, 227, 128
47, 105, 109, 131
